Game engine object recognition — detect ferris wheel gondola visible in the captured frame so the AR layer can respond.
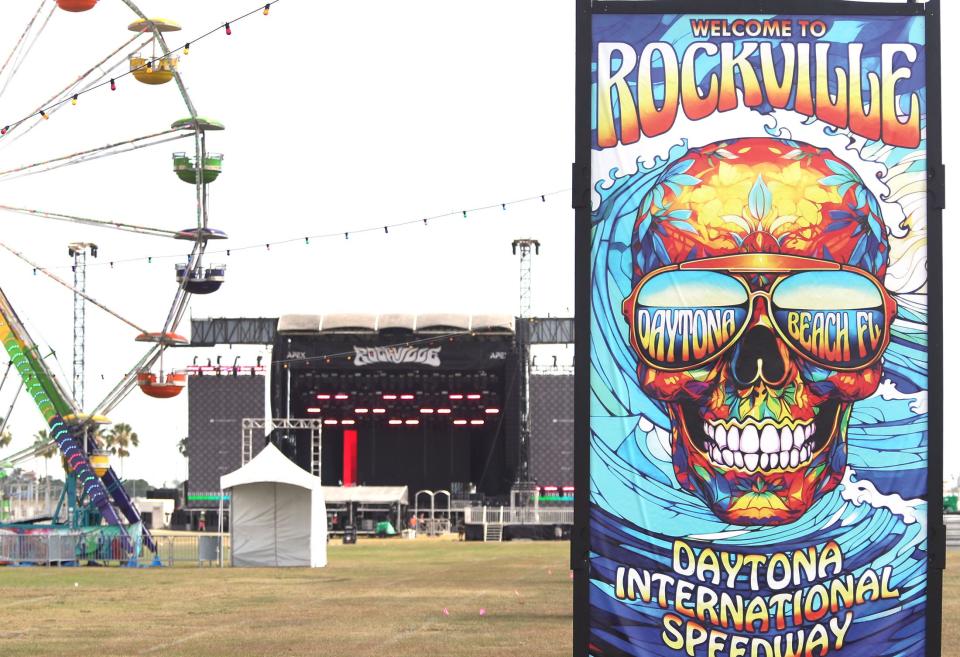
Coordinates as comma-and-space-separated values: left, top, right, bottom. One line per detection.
175, 262, 226, 294
55, 0, 98, 12
127, 18, 181, 86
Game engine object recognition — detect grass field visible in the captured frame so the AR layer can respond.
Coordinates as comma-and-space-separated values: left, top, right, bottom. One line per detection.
0, 538, 572, 657
943, 552, 960, 657
1, 541, 959, 657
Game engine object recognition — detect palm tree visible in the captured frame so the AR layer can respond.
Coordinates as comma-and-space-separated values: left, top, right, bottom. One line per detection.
104, 423, 139, 477
32, 429, 59, 459
32, 429, 58, 475
32, 429, 59, 514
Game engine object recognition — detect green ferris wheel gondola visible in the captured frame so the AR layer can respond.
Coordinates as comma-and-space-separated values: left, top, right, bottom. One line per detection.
171, 117, 225, 183
173, 151, 223, 184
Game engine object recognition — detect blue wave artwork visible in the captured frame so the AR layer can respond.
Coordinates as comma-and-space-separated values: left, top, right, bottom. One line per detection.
588, 12, 929, 657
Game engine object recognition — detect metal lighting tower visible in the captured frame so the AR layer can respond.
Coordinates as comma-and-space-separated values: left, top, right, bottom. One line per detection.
511, 239, 540, 485
512, 239, 540, 318
68, 242, 98, 409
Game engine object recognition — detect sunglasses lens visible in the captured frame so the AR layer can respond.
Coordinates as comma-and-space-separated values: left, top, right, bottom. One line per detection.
771, 271, 887, 368
631, 271, 749, 368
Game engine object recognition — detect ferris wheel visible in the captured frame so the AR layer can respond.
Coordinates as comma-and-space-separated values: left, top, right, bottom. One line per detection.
0, 0, 229, 540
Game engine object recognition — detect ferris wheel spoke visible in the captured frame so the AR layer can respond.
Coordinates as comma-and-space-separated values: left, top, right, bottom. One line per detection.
0, 205, 182, 239
0, 1, 49, 81
0, 241, 149, 335
1, 34, 148, 148
0, 133, 191, 183
0, 435, 59, 468
0, 0, 55, 103
158, 239, 204, 338
0, 128, 190, 181
90, 344, 162, 418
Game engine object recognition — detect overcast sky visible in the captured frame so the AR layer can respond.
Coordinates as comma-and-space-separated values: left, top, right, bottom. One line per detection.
0, 0, 956, 485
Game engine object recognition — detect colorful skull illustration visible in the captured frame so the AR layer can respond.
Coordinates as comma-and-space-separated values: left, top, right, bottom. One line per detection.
625, 137, 897, 525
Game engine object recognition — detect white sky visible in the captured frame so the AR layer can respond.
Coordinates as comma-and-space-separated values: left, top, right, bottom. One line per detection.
0, 0, 956, 486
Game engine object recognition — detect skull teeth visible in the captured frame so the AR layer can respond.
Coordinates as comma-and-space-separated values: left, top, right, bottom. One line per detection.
703, 420, 816, 473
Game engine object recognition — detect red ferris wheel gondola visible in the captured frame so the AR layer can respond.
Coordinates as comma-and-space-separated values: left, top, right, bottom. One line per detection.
56, 0, 99, 11
136, 371, 187, 399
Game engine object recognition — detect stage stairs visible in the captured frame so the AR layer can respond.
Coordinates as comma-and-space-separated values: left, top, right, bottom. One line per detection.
484, 522, 503, 542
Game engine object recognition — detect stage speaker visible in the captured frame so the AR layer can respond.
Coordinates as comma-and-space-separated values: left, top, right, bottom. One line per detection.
342, 525, 357, 545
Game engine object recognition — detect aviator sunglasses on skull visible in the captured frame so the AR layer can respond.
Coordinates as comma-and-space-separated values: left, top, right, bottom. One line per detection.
623, 253, 897, 373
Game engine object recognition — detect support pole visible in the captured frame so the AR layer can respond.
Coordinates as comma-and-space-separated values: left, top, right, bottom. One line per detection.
218, 490, 224, 568
69, 242, 98, 409
511, 239, 540, 484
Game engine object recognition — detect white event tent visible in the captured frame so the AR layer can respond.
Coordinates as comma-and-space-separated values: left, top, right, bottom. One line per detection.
220, 443, 327, 567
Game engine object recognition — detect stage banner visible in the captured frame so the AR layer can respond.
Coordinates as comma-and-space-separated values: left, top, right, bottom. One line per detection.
279, 336, 512, 372
576, 2, 941, 656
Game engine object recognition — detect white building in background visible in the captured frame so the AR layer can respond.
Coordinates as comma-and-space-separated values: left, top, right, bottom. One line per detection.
132, 497, 175, 530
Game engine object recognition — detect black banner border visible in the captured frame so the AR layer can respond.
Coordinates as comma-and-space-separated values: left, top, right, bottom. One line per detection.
572, 2, 944, 656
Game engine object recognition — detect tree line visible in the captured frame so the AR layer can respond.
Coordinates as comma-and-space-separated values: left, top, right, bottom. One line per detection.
1, 419, 139, 477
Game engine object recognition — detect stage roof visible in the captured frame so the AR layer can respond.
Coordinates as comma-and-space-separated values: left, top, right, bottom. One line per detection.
275, 313, 514, 335
189, 316, 574, 346
322, 485, 409, 505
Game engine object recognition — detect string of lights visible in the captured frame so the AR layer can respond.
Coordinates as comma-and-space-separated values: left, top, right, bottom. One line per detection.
28, 187, 570, 271
0, 1, 279, 136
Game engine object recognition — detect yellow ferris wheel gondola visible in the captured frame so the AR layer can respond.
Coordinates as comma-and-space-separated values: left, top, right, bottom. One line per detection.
128, 18, 182, 85
89, 450, 111, 477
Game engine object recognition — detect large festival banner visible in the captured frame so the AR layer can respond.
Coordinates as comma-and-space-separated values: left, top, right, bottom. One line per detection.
573, 2, 943, 656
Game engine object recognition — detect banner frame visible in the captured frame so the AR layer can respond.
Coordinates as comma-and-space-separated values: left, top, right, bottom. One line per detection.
572, 2, 943, 655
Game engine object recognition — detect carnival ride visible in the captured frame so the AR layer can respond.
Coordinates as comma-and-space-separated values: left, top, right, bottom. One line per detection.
0, 0, 229, 552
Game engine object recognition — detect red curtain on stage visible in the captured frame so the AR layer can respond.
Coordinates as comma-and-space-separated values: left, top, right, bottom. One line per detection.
343, 430, 358, 487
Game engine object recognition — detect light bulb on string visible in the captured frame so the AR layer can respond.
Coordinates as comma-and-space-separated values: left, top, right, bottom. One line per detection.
1, 126, 8, 135
184, 43, 190, 55
110, 79, 117, 91
146, 59, 153, 73
72, 95, 78, 106
40, 110, 48, 120
225, 23, 232, 36
263, 3, 271, 15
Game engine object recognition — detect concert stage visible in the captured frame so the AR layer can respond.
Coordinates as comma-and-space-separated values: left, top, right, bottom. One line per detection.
272, 314, 520, 498
185, 315, 575, 518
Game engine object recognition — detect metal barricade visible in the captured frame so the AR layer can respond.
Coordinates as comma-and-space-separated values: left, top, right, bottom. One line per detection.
421, 518, 451, 535
0, 532, 82, 565
0, 532, 233, 567
146, 534, 231, 567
